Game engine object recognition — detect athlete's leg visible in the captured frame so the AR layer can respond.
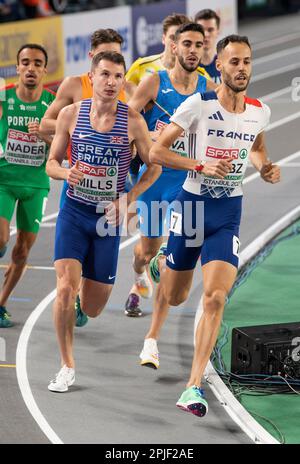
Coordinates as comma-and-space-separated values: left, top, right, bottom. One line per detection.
125, 170, 165, 315
80, 278, 113, 318
53, 258, 82, 368
188, 260, 237, 388
125, 236, 162, 316
0, 217, 10, 255
0, 230, 37, 306
0, 186, 17, 257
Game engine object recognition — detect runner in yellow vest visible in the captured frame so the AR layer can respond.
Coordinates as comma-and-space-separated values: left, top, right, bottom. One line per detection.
126, 13, 211, 86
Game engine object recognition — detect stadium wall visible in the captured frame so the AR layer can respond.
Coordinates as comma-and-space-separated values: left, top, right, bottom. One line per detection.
0, 0, 237, 85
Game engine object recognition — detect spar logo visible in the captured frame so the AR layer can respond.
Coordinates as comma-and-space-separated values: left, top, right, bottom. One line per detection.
8, 129, 38, 143
239, 148, 248, 159
206, 146, 239, 159
77, 161, 107, 176
107, 167, 117, 176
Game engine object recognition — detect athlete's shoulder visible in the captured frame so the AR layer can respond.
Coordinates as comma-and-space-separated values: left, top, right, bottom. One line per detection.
197, 66, 211, 80
244, 96, 263, 107
43, 87, 56, 101
135, 54, 161, 66
0, 83, 15, 92
245, 96, 271, 118
200, 90, 218, 101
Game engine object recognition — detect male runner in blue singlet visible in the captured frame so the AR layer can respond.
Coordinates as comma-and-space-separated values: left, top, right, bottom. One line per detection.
124, 23, 216, 326
148, 35, 280, 416
45, 51, 161, 392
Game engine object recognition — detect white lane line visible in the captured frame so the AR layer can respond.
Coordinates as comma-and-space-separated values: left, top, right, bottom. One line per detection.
15, 232, 140, 445
267, 110, 300, 132
198, 205, 300, 445
16, 93, 300, 443
251, 62, 300, 83
244, 150, 300, 185
252, 31, 300, 51
17, 145, 298, 444
253, 45, 300, 66
260, 86, 291, 103
9, 211, 58, 237
0, 265, 54, 271
16, 290, 62, 444
39, 222, 56, 228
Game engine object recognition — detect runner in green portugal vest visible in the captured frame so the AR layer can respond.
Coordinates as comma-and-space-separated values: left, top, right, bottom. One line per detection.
0, 43, 55, 328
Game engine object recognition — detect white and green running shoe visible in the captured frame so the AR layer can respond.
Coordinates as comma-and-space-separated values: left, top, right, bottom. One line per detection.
75, 295, 88, 327
149, 243, 167, 284
0, 306, 13, 328
176, 386, 208, 417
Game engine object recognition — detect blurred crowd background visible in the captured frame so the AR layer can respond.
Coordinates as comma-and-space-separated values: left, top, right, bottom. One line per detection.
0, 0, 299, 22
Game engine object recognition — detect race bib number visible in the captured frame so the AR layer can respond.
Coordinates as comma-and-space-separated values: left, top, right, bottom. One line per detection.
233, 235, 240, 258
5, 129, 46, 167
74, 161, 118, 204
169, 211, 182, 234
155, 120, 187, 157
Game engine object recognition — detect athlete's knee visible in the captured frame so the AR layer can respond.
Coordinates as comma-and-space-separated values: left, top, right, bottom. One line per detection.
134, 243, 155, 266
166, 287, 189, 307
0, 230, 9, 250
57, 280, 77, 309
204, 288, 226, 314
83, 304, 105, 318
11, 243, 31, 265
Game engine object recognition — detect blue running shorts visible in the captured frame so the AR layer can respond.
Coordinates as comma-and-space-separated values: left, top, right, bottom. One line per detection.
54, 196, 121, 284
166, 189, 242, 271
137, 165, 187, 238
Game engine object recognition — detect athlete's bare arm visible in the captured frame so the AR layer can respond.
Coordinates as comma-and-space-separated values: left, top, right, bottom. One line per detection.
40, 76, 83, 136
127, 73, 160, 113
250, 132, 280, 183
127, 107, 161, 201
150, 121, 232, 178
46, 103, 83, 186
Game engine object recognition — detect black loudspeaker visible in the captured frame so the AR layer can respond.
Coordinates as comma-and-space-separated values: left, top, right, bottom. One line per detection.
231, 322, 300, 378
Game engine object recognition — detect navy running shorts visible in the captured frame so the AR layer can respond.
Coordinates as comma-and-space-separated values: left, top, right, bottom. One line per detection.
54, 196, 121, 284
166, 188, 242, 271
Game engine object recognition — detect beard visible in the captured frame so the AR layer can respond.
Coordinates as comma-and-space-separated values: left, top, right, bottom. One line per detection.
24, 82, 37, 89
223, 70, 251, 93
178, 54, 200, 73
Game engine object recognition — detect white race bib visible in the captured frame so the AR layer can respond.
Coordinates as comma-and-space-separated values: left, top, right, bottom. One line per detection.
74, 160, 118, 204
5, 129, 46, 167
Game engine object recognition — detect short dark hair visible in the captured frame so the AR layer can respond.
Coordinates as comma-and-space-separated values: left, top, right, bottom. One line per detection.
195, 9, 221, 29
91, 51, 126, 72
90, 29, 123, 50
162, 13, 190, 35
217, 34, 251, 55
17, 44, 48, 66
174, 22, 205, 42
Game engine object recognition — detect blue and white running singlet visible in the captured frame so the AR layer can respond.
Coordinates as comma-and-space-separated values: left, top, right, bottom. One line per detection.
54, 99, 132, 284
67, 99, 132, 206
